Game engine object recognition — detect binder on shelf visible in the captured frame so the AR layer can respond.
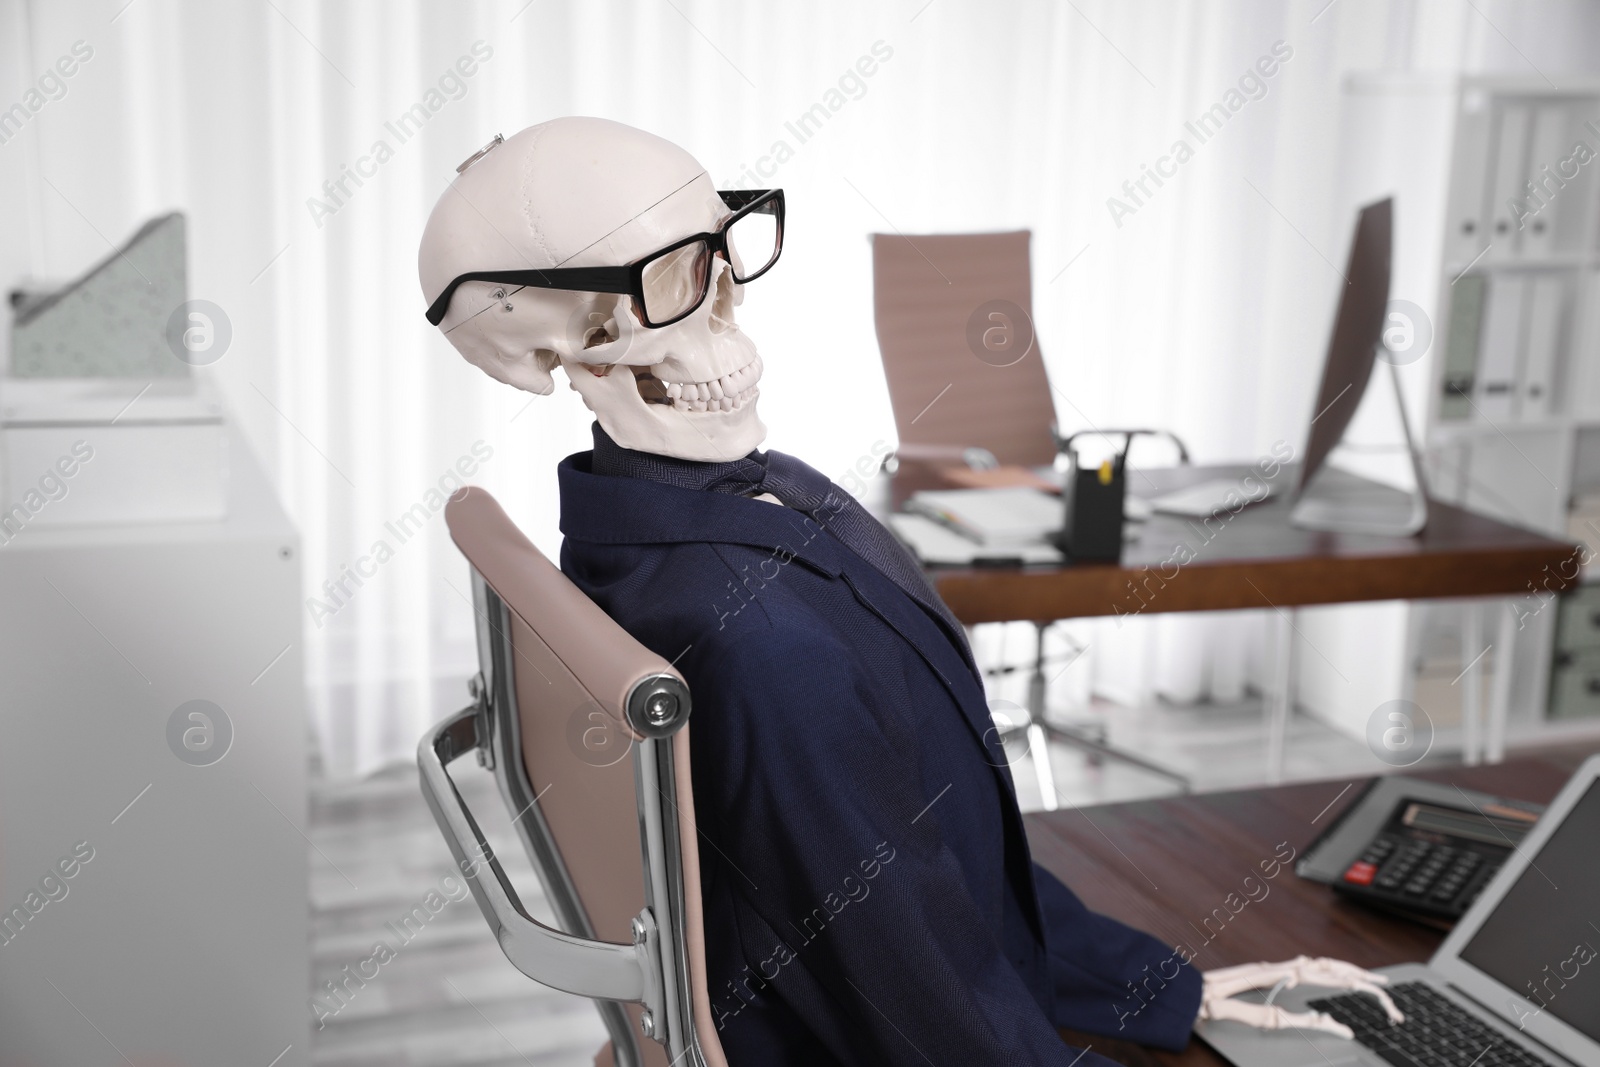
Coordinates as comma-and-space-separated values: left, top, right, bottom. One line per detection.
1580, 273, 1600, 419
1520, 274, 1566, 420
1486, 103, 1531, 261
1569, 103, 1600, 253
1476, 274, 1526, 421
1521, 103, 1570, 260
1447, 98, 1494, 265
1441, 273, 1486, 421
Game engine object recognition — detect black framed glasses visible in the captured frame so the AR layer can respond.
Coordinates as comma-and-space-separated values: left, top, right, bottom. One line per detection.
424, 189, 784, 328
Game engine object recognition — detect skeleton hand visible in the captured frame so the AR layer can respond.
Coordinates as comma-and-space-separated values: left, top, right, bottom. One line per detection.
1199, 956, 1405, 1039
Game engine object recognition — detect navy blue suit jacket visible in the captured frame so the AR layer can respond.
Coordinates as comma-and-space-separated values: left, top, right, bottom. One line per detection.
558, 450, 1201, 1066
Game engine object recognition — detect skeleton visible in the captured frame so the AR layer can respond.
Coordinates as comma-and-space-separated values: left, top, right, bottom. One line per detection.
417, 115, 1407, 1042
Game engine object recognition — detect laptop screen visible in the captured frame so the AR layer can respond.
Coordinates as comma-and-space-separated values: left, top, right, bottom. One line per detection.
1457, 780, 1600, 1040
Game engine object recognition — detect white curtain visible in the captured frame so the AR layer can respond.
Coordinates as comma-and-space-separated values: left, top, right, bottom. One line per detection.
5, 0, 1598, 778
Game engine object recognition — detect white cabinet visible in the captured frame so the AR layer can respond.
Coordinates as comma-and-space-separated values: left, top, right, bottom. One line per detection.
0, 425, 308, 1066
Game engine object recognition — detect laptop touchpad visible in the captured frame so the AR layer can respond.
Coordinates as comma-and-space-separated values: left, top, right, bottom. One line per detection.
1193, 987, 1383, 1067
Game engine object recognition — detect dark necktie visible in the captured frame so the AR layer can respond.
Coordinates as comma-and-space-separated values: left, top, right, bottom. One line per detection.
590, 423, 972, 662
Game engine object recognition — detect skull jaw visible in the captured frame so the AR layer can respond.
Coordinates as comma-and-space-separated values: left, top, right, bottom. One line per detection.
564, 358, 767, 462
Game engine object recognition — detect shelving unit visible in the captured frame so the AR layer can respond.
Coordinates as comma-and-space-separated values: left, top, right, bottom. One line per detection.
1297, 74, 1600, 757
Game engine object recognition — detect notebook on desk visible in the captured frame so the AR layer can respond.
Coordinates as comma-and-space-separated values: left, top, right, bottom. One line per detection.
893, 486, 1148, 565
887, 512, 1062, 566
903, 486, 1063, 548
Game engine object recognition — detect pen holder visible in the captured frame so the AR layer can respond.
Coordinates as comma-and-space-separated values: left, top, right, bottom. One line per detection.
1054, 451, 1126, 562
1050, 428, 1189, 562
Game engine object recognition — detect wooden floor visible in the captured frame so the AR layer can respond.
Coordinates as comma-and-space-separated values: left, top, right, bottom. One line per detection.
308, 749, 612, 1066
305, 685, 1529, 1066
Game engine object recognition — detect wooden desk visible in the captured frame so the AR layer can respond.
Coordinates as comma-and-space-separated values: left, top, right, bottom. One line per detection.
914, 463, 1581, 776
1026, 753, 1589, 1067
928, 464, 1578, 624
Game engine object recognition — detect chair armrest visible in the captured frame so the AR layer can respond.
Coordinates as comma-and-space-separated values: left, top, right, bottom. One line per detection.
1054, 428, 1192, 465
417, 704, 658, 1006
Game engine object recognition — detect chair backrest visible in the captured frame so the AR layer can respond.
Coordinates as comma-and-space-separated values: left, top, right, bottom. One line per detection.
442, 487, 728, 1067
871, 230, 1059, 475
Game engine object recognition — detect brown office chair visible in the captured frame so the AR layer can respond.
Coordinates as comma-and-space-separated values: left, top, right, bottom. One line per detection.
871, 231, 1190, 801
418, 487, 728, 1067
871, 229, 1059, 492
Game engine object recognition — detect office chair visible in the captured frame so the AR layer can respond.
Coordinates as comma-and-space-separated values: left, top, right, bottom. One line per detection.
418, 487, 727, 1067
872, 230, 1059, 488
871, 231, 1189, 805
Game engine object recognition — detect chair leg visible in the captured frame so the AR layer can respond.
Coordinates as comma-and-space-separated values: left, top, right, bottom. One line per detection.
1026, 720, 1058, 810
1461, 602, 1483, 767
1026, 622, 1059, 810
1005, 621, 1191, 797
1033, 721, 1190, 791
1265, 610, 1295, 784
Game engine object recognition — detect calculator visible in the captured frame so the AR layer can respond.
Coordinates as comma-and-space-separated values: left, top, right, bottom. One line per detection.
1296, 776, 1544, 927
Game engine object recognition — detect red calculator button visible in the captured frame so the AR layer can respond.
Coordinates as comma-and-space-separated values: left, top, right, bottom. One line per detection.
1343, 861, 1378, 886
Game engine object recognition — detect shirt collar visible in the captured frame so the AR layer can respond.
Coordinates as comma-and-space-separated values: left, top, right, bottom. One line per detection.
589, 421, 769, 494
557, 450, 845, 577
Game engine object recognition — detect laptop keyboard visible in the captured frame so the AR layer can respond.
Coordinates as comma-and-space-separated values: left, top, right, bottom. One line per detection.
1307, 982, 1552, 1067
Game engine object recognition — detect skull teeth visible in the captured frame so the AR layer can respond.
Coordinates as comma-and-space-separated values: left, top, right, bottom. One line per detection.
676, 385, 757, 414
640, 356, 763, 414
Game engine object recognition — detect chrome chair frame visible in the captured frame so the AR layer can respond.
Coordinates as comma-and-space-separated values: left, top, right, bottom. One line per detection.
417, 569, 708, 1067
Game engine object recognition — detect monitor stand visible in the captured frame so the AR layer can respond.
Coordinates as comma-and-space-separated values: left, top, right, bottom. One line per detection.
1291, 360, 1430, 537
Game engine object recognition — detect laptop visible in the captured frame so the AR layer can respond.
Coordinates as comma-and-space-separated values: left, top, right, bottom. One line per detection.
1198, 755, 1600, 1067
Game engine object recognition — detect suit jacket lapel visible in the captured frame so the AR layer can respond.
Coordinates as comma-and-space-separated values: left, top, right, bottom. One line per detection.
836, 563, 1021, 806
839, 560, 1041, 934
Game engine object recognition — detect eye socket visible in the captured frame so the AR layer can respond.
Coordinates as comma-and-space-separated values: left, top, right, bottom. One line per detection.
640, 239, 713, 324
724, 207, 779, 282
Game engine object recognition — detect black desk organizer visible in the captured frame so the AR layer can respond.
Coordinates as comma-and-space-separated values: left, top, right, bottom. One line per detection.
1051, 429, 1188, 562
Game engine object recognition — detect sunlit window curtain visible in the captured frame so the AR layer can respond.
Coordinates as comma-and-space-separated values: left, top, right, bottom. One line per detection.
7, 0, 1596, 778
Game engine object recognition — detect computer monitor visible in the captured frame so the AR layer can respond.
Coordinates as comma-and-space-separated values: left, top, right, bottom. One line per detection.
1294, 198, 1391, 497
1290, 196, 1429, 536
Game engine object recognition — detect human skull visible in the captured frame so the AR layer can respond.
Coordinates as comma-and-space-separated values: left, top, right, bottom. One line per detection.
417, 117, 766, 461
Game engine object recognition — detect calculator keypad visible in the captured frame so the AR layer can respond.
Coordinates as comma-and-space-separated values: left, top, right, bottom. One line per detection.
1340, 833, 1503, 917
